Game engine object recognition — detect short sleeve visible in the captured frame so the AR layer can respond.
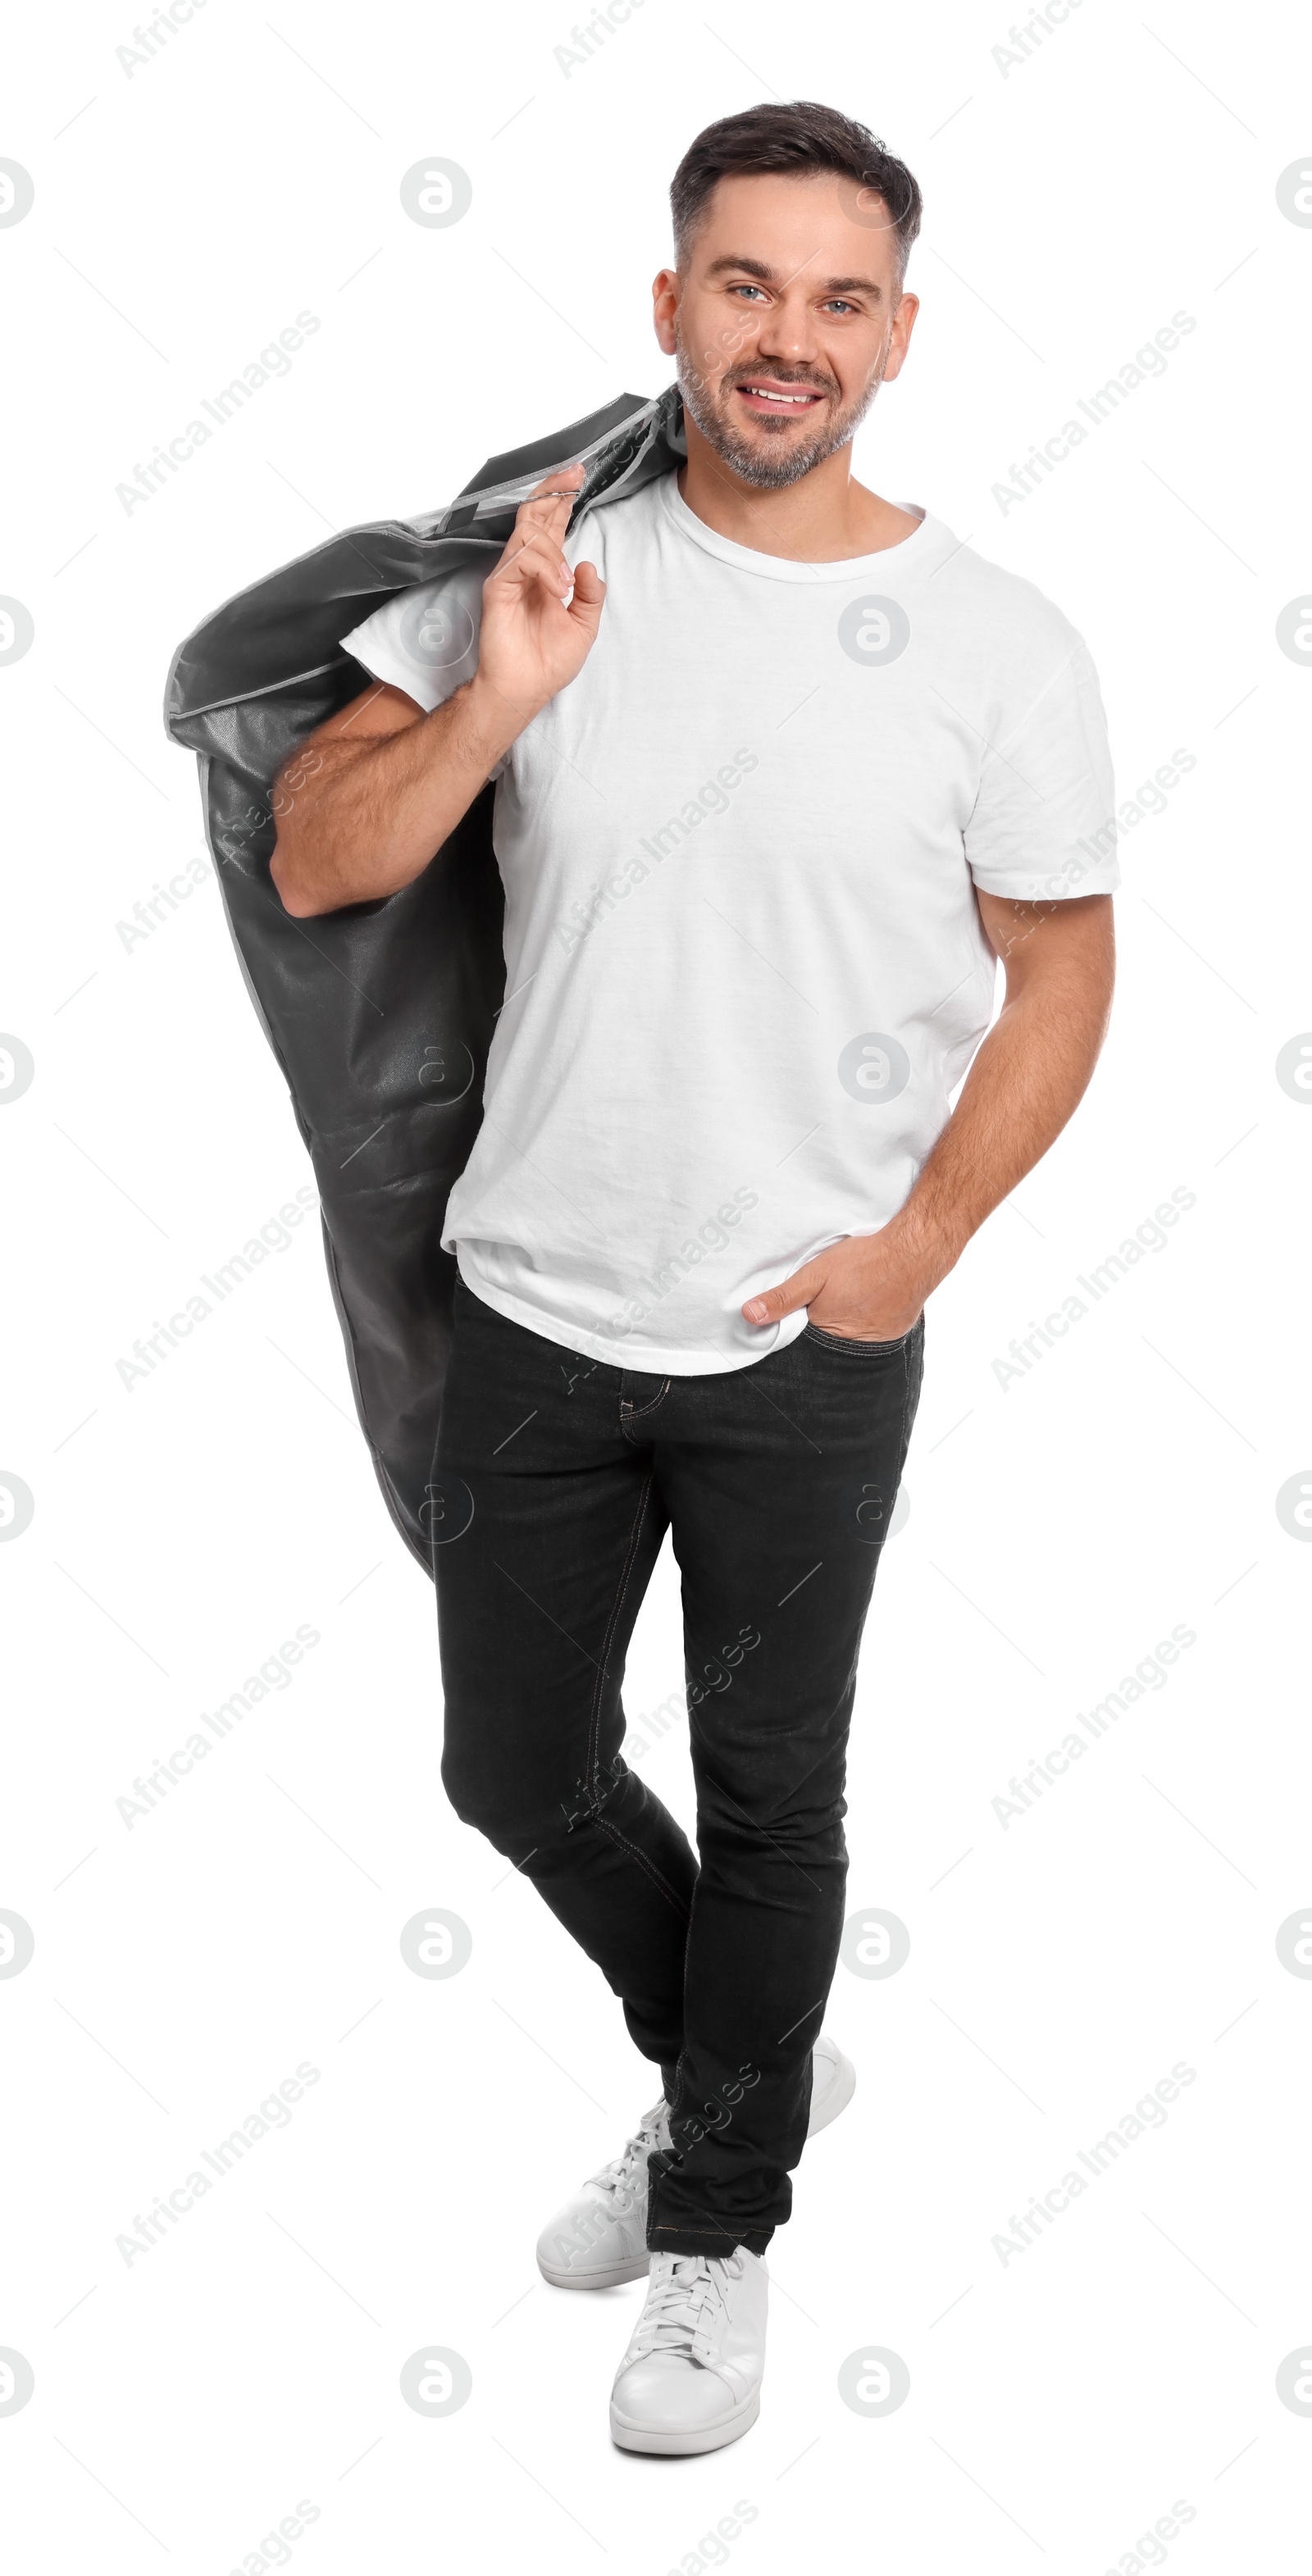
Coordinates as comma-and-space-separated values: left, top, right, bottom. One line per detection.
340, 563, 489, 703
964, 627, 1118, 902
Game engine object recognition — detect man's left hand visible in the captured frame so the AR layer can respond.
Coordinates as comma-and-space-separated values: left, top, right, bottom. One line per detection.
739, 894, 1115, 1349
742, 1223, 939, 1341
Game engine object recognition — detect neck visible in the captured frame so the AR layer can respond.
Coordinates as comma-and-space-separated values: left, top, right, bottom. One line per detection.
675, 409, 921, 562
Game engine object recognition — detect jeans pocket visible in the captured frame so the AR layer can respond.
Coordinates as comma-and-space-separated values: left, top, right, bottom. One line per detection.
802, 1320, 915, 1357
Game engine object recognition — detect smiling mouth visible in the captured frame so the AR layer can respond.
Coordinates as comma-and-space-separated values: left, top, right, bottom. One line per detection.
734, 382, 827, 414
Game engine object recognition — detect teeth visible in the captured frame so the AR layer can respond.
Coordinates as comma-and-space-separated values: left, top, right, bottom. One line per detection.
744, 387, 816, 404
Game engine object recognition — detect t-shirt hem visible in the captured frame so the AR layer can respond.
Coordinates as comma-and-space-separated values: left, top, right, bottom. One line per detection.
453, 1254, 809, 1377
338, 635, 440, 711
968, 861, 1121, 898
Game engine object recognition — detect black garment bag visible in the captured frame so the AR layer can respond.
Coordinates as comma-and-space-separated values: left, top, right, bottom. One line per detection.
164, 385, 686, 1570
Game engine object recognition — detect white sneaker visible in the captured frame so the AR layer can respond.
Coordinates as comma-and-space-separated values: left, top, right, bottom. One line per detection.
610, 2247, 768, 2455
535, 2036, 854, 2291
536, 2096, 670, 2290
807, 2032, 856, 2136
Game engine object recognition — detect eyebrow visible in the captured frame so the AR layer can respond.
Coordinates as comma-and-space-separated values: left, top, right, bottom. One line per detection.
701, 253, 883, 299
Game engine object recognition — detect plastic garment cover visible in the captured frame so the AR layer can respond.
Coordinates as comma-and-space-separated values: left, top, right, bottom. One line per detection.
165, 385, 687, 1572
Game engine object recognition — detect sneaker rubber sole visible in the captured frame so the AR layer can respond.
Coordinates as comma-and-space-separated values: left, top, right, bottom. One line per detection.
537, 2248, 650, 2291
807, 2041, 856, 2137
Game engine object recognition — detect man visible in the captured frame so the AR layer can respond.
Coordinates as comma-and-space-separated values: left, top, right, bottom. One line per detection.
270, 101, 1116, 2455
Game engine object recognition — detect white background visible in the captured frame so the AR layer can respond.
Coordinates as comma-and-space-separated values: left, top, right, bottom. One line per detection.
2, 0, 1310, 2568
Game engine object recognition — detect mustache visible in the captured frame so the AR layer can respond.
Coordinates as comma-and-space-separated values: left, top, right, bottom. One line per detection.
725, 368, 838, 397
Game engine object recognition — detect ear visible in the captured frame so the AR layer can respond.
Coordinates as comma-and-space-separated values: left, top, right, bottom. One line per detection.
652, 266, 680, 357
882, 292, 920, 385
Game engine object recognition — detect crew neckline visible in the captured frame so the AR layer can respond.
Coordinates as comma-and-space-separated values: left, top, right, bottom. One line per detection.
657, 468, 945, 585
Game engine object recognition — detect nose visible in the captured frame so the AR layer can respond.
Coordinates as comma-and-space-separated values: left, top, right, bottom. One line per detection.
750, 291, 826, 371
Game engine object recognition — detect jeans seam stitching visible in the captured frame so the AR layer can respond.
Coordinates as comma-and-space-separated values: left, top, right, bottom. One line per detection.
585, 1466, 655, 1800
648, 2221, 759, 2250
620, 1377, 672, 1429
649, 2221, 745, 2234
593, 1814, 693, 1919
804, 1323, 909, 1355
900, 1329, 920, 1455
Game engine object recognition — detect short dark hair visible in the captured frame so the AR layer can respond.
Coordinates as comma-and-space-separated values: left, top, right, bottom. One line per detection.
670, 101, 922, 286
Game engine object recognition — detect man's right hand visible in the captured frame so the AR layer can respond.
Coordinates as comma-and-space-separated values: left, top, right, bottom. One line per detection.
472, 462, 607, 722
269, 461, 605, 919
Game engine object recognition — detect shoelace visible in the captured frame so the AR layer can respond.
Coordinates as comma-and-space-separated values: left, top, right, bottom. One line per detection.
585, 2098, 667, 2209
630, 2253, 745, 2366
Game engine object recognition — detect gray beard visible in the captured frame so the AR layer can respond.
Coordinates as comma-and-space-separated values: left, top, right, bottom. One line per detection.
675, 328, 886, 490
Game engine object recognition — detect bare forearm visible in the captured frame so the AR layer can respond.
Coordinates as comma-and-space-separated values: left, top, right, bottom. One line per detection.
271, 676, 522, 917
891, 963, 1113, 1286
742, 894, 1114, 1341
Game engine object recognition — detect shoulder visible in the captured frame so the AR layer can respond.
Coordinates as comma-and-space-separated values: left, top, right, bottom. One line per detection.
565, 469, 668, 569
345, 558, 485, 649
925, 524, 1088, 657
340, 558, 485, 707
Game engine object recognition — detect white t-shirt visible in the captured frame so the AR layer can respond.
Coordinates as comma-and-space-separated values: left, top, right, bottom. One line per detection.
340, 470, 1117, 1374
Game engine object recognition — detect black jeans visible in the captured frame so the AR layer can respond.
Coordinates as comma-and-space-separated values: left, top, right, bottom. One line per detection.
435, 1273, 924, 2256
